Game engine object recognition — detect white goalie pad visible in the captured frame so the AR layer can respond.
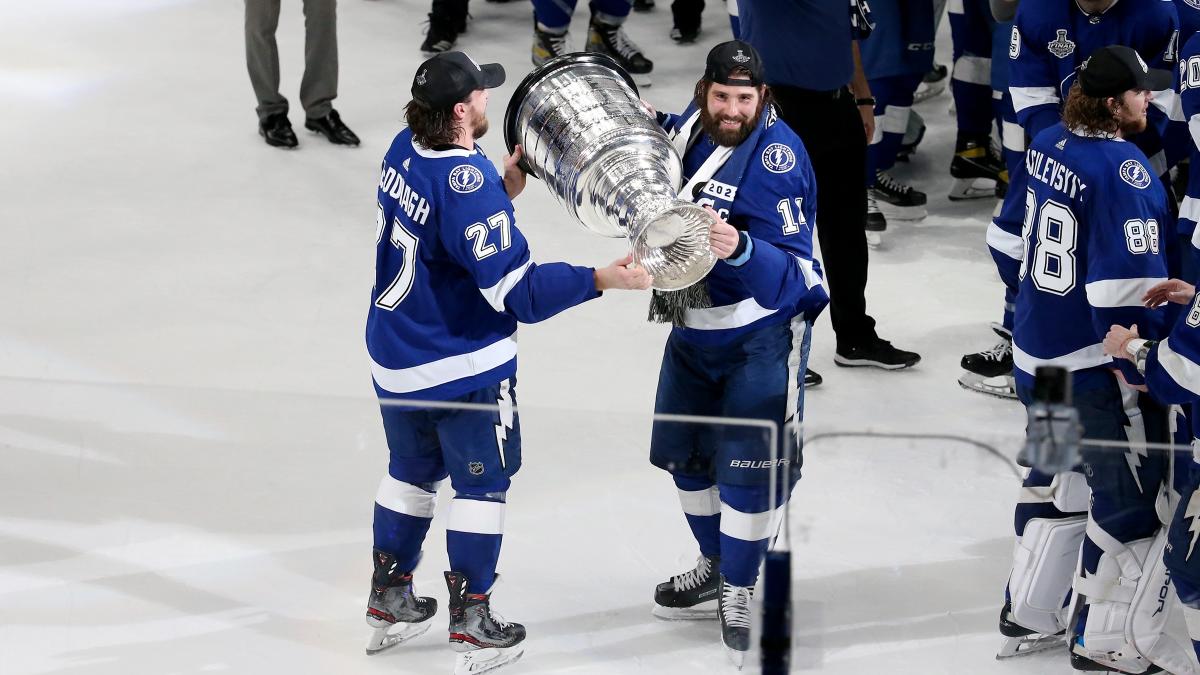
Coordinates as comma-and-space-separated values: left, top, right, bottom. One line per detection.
1017, 471, 1089, 514
1074, 525, 1199, 674
1009, 515, 1087, 635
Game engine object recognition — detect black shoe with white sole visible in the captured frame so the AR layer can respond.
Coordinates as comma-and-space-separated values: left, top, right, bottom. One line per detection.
835, 339, 920, 370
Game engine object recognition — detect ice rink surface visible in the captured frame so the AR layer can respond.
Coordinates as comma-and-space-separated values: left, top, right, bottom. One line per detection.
1, 1, 1087, 673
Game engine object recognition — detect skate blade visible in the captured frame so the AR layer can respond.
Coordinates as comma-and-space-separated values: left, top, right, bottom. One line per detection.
957, 372, 1018, 400
948, 178, 997, 201
652, 600, 718, 620
453, 645, 525, 675
875, 202, 927, 221
725, 645, 747, 670
995, 633, 1065, 659
912, 82, 946, 104
365, 620, 431, 655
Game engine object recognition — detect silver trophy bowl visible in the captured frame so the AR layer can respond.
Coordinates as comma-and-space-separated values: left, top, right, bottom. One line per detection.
504, 53, 717, 291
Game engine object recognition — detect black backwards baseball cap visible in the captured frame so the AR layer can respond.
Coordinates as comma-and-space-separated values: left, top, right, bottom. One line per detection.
704, 40, 764, 86
411, 51, 505, 109
1077, 45, 1171, 98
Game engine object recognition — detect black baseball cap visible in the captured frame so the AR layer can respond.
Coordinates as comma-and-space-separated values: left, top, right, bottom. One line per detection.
1078, 45, 1171, 98
704, 40, 764, 86
411, 51, 505, 109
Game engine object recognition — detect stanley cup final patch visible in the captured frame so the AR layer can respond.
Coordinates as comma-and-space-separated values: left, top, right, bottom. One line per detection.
1119, 159, 1152, 189
1047, 29, 1075, 59
448, 165, 485, 193
762, 143, 796, 173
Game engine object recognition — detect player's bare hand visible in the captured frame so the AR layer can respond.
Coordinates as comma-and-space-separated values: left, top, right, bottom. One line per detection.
1103, 324, 1139, 360
1143, 279, 1195, 307
595, 254, 653, 291
503, 145, 527, 199
707, 207, 740, 259
641, 99, 657, 117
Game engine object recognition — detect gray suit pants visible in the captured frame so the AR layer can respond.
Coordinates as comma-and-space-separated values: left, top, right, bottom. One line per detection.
245, 0, 338, 121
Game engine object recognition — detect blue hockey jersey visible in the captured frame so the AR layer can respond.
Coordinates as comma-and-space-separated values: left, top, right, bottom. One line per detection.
860, 0, 936, 79
366, 129, 598, 401
656, 104, 828, 346
1012, 123, 1173, 390
1009, 0, 1179, 170
1181, 32, 1200, 244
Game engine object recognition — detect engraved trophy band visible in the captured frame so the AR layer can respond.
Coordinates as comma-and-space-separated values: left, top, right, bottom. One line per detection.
504, 52, 716, 291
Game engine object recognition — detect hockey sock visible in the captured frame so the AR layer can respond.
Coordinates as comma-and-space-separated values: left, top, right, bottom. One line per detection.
718, 483, 787, 588
373, 476, 438, 573
673, 474, 721, 558
447, 493, 506, 595
531, 0, 574, 30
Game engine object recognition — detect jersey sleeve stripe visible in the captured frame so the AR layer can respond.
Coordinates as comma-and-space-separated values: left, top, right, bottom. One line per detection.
479, 260, 533, 313
795, 256, 824, 290
1085, 277, 1166, 309
1182, 197, 1200, 227
1151, 88, 1186, 122
1002, 121, 1027, 153
447, 497, 505, 535
371, 334, 518, 394
1156, 337, 1200, 398
683, 297, 778, 330
1012, 341, 1109, 375
1011, 86, 1059, 113
719, 502, 786, 542
952, 56, 992, 86
1191, 114, 1200, 150
987, 221, 1024, 261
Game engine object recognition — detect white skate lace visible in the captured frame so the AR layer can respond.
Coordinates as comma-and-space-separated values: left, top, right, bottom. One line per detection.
978, 339, 1012, 363
721, 583, 753, 629
604, 24, 644, 61
875, 170, 914, 196
672, 555, 713, 592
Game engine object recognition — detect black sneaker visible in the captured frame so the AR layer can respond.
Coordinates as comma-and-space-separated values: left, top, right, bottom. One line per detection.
532, 25, 569, 66
834, 338, 920, 370
419, 11, 460, 54
305, 109, 359, 146
670, 3, 700, 43
653, 554, 720, 619
259, 112, 298, 148
633, 0, 655, 11
669, 24, 700, 43
586, 19, 653, 83
804, 369, 822, 388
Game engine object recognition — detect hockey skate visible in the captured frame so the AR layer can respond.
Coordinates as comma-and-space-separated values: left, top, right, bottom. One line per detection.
912, 64, 948, 104
446, 571, 526, 675
949, 137, 1008, 201
996, 602, 1066, 659
531, 24, 569, 67
871, 170, 927, 222
653, 554, 721, 620
1069, 649, 1163, 673
894, 111, 926, 163
958, 324, 1016, 400
365, 549, 438, 654
586, 19, 653, 87
719, 577, 754, 669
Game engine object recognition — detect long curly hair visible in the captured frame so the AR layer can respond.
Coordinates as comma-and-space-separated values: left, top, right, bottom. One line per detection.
1061, 81, 1120, 137
404, 99, 460, 148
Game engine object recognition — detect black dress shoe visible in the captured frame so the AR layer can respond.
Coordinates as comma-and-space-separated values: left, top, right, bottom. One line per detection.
259, 113, 298, 148
803, 369, 823, 388
305, 109, 360, 146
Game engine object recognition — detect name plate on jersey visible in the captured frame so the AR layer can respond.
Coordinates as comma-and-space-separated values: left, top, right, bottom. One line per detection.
504, 53, 717, 290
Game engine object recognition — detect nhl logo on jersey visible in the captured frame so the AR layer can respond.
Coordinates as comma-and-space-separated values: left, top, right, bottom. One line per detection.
1009, 26, 1020, 59
761, 143, 796, 174
468, 461, 485, 476
1119, 159, 1152, 190
448, 165, 485, 194
1047, 29, 1075, 59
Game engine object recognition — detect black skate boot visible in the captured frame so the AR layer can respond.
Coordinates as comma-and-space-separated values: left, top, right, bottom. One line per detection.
913, 64, 947, 103
958, 324, 1016, 400
531, 23, 569, 67
653, 554, 720, 619
586, 19, 653, 86
446, 571, 526, 675
871, 169, 927, 221
950, 135, 1008, 201
365, 549, 438, 654
719, 576, 754, 669
996, 601, 1066, 658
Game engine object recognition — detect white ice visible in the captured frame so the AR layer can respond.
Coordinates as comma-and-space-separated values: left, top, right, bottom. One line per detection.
1, 1, 1087, 673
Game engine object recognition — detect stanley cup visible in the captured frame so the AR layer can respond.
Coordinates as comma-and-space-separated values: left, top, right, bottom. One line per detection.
504, 53, 716, 290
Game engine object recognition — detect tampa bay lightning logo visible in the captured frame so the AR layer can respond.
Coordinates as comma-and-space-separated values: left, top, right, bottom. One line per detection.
1185, 0, 1200, 9
448, 164, 485, 193
1119, 159, 1151, 190
762, 143, 796, 174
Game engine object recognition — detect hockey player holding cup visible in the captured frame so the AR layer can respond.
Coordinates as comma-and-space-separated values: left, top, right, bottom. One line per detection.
963, 0, 1180, 401
644, 41, 829, 668
363, 51, 652, 674
999, 46, 1180, 673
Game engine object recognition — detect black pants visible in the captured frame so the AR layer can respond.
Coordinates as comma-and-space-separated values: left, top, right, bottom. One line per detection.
771, 85, 877, 350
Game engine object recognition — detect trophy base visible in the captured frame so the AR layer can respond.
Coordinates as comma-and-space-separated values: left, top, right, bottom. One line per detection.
633, 202, 717, 291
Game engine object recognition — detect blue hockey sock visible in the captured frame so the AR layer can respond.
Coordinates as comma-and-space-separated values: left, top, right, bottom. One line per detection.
446, 493, 506, 594
373, 476, 438, 573
673, 474, 720, 557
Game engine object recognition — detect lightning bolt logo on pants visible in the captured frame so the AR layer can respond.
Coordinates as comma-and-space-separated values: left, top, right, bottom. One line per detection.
1124, 405, 1148, 494
493, 379, 514, 469
1186, 492, 1200, 561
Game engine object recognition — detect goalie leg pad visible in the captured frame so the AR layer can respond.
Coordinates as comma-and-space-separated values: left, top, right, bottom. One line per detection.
1008, 515, 1086, 635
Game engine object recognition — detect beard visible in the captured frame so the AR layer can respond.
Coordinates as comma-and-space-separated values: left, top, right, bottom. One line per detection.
471, 109, 489, 140
1118, 113, 1147, 136
700, 105, 758, 147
